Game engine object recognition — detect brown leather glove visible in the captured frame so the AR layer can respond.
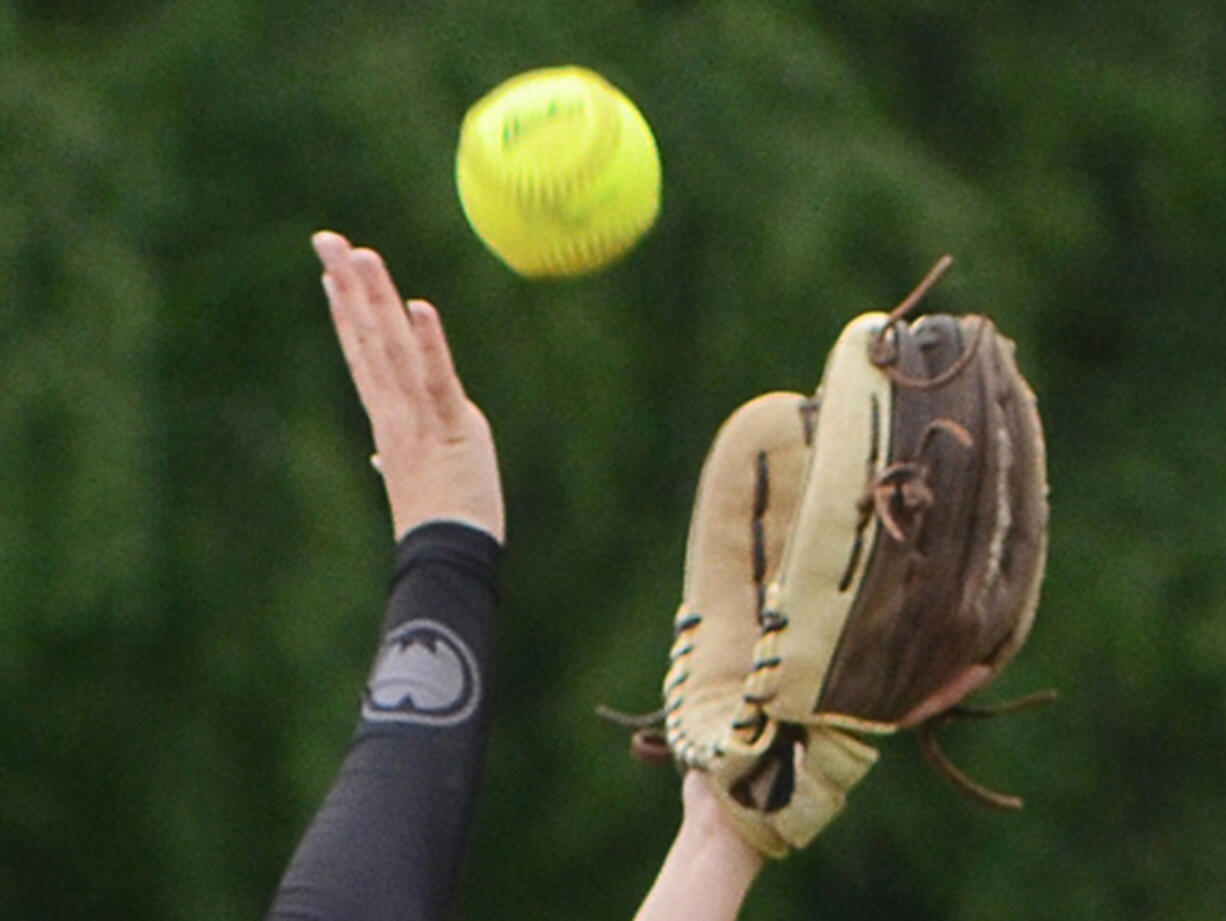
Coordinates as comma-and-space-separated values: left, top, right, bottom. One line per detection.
651, 264, 1049, 858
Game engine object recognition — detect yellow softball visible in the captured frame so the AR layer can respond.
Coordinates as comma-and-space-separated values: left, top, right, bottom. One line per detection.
455, 66, 662, 278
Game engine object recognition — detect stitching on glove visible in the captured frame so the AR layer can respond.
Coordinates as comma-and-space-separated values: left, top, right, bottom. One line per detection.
752, 450, 770, 612
836, 392, 886, 592
662, 604, 706, 765
799, 396, 820, 445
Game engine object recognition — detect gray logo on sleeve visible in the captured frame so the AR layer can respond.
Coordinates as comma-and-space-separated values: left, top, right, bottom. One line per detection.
361, 620, 481, 726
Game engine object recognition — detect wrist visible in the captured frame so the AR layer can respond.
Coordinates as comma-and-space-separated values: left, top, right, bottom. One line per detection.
632, 773, 762, 921
676, 772, 763, 877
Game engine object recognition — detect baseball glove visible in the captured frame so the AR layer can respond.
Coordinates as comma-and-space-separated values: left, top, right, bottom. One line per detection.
615, 259, 1050, 858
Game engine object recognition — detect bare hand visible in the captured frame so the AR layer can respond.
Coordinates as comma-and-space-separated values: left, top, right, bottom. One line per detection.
312, 231, 505, 543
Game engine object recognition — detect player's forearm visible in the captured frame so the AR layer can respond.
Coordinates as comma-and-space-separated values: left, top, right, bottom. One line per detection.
266, 522, 500, 921
633, 773, 763, 921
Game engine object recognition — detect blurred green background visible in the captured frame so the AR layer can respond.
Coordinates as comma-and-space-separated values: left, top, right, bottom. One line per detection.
3, 1, 1224, 918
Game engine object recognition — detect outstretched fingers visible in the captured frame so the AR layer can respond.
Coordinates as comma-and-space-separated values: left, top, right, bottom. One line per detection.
350, 246, 425, 399
314, 231, 432, 410
314, 231, 388, 398
407, 299, 469, 425
313, 230, 471, 434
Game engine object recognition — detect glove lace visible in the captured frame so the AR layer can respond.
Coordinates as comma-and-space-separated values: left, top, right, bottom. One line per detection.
917, 689, 1058, 809
868, 254, 990, 392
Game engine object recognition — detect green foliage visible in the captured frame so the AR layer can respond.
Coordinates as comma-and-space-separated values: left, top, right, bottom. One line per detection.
3, 1, 1224, 918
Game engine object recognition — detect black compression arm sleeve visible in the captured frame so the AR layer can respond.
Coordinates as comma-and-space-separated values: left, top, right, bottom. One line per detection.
266, 521, 501, 921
